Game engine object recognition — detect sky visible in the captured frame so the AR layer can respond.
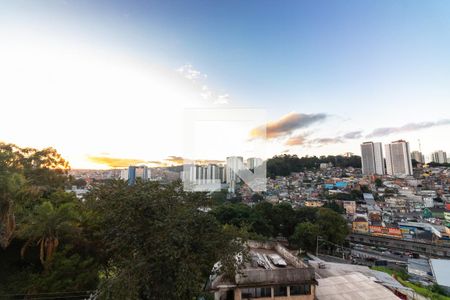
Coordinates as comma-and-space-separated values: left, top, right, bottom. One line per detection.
0, 0, 449, 168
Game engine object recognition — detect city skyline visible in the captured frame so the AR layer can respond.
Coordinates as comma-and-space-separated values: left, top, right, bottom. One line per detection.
1, 1, 450, 168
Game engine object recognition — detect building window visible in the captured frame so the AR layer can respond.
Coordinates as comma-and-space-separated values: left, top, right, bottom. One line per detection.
290, 284, 311, 295
241, 287, 272, 298
273, 286, 287, 297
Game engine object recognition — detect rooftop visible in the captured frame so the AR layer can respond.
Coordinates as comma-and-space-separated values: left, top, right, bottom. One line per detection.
430, 259, 450, 287
316, 272, 401, 300
207, 241, 315, 290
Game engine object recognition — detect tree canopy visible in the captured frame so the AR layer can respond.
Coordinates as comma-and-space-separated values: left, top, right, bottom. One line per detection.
0, 142, 351, 298
0, 143, 247, 299
267, 154, 361, 178
87, 180, 245, 300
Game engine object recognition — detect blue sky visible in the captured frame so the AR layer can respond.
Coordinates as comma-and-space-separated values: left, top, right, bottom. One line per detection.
1, 0, 449, 167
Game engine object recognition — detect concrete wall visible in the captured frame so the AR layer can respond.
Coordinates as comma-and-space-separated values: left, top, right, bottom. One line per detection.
233, 285, 315, 300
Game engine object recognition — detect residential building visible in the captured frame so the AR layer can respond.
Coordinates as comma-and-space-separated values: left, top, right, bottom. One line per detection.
207, 241, 316, 300
432, 151, 448, 164
411, 151, 425, 164
226, 156, 244, 185
385, 140, 413, 176
181, 163, 225, 191
247, 157, 263, 170
352, 215, 369, 233
126, 165, 149, 185
360, 142, 385, 175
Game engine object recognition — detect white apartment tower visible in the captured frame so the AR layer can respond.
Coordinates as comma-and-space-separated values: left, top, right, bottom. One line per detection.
246, 157, 263, 170
226, 156, 244, 184
411, 151, 425, 164
360, 142, 385, 175
385, 140, 413, 176
431, 151, 447, 164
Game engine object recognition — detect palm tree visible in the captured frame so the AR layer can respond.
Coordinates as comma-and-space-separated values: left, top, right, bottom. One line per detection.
18, 201, 80, 267
0, 172, 25, 248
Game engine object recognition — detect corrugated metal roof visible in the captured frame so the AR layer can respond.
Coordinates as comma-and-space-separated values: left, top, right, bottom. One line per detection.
430, 259, 450, 287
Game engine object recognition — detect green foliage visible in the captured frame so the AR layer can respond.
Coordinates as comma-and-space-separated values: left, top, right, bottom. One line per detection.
372, 266, 450, 300
289, 222, 320, 252
350, 189, 363, 200
371, 266, 409, 280
26, 246, 99, 293
0, 143, 100, 296
211, 201, 301, 238
211, 201, 349, 251
18, 200, 81, 265
375, 178, 383, 187
398, 278, 450, 300
88, 180, 245, 300
210, 190, 228, 204
267, 154, 361, 178
251, 193, 264, 202
316, 208, 349, 246
322, 200, 345, 214
0, 143, 353, 298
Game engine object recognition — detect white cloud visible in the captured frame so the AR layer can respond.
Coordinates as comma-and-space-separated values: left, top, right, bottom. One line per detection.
177, 63, 207, 81
177, 63, 229, 104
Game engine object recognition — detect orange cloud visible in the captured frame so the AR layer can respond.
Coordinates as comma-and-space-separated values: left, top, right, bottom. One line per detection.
250, 112, 327, 139
285, 133, 310, 146
164, 156, 225, 166
165, 156, 184, 165
87, 156, 161, 168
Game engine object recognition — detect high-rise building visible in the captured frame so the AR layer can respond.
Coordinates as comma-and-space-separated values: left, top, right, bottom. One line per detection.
246, 157, 263, 170
126, 165, 149, 185
431, 151, 448, 164
360, 142, 385, 175
226, 156, 244, 185
385, 140, 413, 176
411, 151, 425, 164
182, 163, 225, 186
120, 169, 129, 180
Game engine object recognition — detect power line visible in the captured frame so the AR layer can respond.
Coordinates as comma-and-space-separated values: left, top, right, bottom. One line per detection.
0, 290, 93, 298
15, 295, 91, 300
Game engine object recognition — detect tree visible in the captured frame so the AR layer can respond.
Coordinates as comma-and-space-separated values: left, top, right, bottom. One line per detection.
88, 180, 245, 300
251, 193, 264, 202
316, 208, 349, 247
375, 178, 383, 188
350, 189, 363, 200
267, 154, 362, 178
0, 172, 25, 248
210, 190, 228, 204
295, 207, 318, 223
211, 203, 253, 228
0, 143, 101, 296
322, 201, 345, 214
18, 201, 80, 267
1, 143, 70, 249
289, 222, 320, 252
270, 203, 296, 238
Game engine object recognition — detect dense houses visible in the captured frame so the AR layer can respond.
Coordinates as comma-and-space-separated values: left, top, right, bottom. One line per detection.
68, 146, 450, 298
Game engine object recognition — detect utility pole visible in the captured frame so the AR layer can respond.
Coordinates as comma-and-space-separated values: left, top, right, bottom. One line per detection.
316, 235, 319, 257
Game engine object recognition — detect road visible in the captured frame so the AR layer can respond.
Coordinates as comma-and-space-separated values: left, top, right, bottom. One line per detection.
351, 248, 407, 263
